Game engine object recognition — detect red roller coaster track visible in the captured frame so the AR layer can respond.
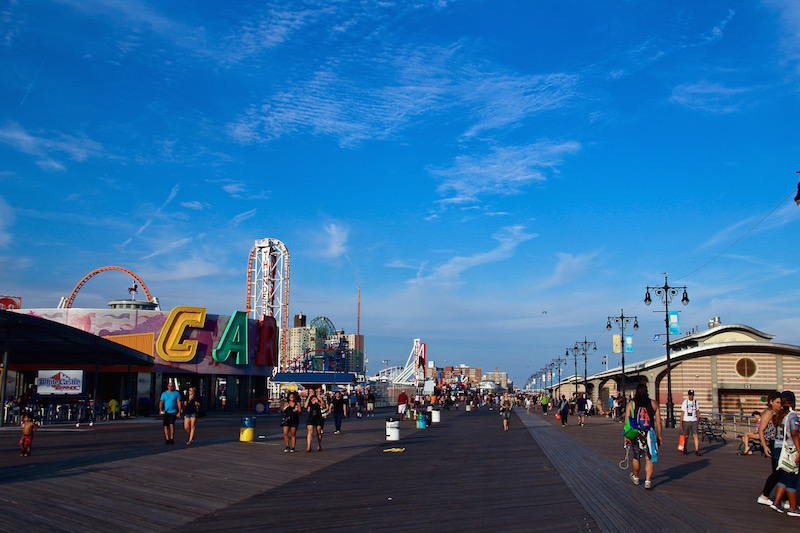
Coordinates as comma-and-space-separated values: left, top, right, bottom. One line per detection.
64, 266, 154, 308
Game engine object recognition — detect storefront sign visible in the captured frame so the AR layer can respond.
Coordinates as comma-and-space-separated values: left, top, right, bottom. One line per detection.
156, 306, 277, 366
36, 370, 83, 395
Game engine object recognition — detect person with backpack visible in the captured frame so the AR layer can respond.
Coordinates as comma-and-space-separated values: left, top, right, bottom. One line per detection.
624, 383, 662, 490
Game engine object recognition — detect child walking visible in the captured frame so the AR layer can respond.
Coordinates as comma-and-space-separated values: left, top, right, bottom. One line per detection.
19, 414, 38, 457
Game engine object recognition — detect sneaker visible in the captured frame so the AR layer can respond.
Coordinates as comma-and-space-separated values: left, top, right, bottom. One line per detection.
334, 430, 340, 435
644, 481, 652, 490
290, 448, 295, 453
630, 473, 639, 486
783, 501, 790, 510
694, 451, 701, 456
787, 509, 800, 517
770, 504, 785, 514
284, 447, 289, 453
757, 495, 773, 506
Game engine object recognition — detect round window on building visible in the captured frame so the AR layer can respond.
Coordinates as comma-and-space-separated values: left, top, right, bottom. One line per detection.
735, 357, 757, 378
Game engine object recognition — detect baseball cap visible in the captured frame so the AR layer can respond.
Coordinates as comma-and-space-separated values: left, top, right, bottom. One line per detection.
780, 391, 796, 403
688, 389, 694, 395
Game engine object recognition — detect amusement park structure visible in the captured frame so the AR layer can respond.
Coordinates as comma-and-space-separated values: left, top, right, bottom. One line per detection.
57, 266, 160, 309
392, 338, 426, 385
245, 238, 290, 371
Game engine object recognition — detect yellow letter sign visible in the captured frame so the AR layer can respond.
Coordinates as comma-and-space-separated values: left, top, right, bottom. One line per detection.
156, 306, 207, 362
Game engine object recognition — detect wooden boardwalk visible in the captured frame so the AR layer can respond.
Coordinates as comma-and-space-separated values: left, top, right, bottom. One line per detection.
0, 407, 795, 532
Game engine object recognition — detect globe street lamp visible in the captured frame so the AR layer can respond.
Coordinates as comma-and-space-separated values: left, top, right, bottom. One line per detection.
645, 272, 689, 429
574, 337, 597, 399
553, 355, 567, 399
606, 309, 639, 401
566, 347, 579, 397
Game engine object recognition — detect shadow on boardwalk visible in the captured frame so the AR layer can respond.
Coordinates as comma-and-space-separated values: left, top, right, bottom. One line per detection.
0, 408, 795, 532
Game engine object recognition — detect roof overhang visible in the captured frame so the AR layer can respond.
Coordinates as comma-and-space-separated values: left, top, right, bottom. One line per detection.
0, 309, 154, 368
272, 372, 357, 386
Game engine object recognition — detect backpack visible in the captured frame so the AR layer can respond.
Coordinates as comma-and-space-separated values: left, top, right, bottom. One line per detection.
635, 404, 653, 431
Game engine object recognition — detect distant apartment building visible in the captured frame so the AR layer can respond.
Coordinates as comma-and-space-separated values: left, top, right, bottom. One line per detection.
287, 313, 364, 374
483, 368, 509, 390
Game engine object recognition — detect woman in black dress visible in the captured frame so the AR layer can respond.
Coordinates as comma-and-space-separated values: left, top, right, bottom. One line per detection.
305, 391, 324, 452
281, 392, 301, 453
182, 386, 201, 445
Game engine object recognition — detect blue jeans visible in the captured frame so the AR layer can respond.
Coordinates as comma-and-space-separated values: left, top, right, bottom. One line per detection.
334, 413, 344, 431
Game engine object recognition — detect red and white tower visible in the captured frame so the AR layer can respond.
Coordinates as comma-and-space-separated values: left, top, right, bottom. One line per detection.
246, 238, 290, 371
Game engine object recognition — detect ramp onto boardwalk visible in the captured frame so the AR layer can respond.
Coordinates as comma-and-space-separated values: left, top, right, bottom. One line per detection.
519, 414, 719, 532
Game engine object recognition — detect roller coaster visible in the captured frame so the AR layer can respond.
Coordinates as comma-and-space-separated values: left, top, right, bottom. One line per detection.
57, 266, 160, 309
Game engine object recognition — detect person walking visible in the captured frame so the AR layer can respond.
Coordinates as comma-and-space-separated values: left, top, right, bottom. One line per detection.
576, 393, 588, 427
331, 391, 348, 434
625, 383, 662, 490
680, 389, 701, 456
769, 391, 800, 516
757, 391, 783, 506
159, 381, 182, 445
541, 393, 548, 415
305, 391, 324, 452
281, 392, 301, 453
397, 391, 408, 421
500, 392, 512, 431
182, 386, 200, 445
558, 395, 569, 427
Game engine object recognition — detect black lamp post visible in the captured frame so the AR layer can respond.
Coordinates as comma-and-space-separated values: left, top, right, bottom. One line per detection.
566, 347, 579, 397
645, 272, 689, 429
553, 356, 566, 399
606, 309, 639, 401
574, 337, 597, 398
795, 176, 800, 206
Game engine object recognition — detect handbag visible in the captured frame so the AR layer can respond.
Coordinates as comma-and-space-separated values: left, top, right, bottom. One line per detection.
555, 412, 561, 420
777, 415, 799, 474
321, 407, 329, 418
678, 434, 686, 452
623, 416, 639, 440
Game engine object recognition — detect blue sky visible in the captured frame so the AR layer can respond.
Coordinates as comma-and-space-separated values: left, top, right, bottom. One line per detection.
2, 1, 800, 387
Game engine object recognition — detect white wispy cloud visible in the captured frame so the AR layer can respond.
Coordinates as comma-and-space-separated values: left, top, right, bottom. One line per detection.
432, 141, 581, 205
181, 200, 208, 211
226, 37, 577, 147
322, 223, 348, 258
538, 251, 600, 290
765, 0, 800, 65
141, 237, 192, 260
0, 196, 13, 247
121, 184, 180, 247
410, 225, 536, 288
670, 81, 753, 113
0, 122, 103, 171
230, 208, 257, 226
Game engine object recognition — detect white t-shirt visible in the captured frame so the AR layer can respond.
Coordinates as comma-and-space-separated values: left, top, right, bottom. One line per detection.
681, 399, 698, 422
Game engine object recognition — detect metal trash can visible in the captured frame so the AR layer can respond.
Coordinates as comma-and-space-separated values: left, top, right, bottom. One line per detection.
431, 408, 441, 424
240, 416, 256, 442
417, 411, 427, 429
386, 417, 400, 441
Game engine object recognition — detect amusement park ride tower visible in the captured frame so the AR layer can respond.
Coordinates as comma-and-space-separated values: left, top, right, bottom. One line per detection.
245, 238, 290, 372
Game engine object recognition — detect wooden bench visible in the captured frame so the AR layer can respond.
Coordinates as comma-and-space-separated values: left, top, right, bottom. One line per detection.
699, 417, 726, 443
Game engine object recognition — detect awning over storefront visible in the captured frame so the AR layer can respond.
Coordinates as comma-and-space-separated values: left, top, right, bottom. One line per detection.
272, 372, 357, 387
0, 309, 155, 368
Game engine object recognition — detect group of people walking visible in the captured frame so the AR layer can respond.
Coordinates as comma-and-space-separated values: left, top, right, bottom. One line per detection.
279, 389, 349, 453
755, 390, 800, 516
158, 381, 202, 446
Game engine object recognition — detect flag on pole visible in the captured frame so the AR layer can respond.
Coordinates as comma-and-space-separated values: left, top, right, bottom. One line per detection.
612, 334, 621, 353
625, 334, 633, 353
601, 355, 607, 364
